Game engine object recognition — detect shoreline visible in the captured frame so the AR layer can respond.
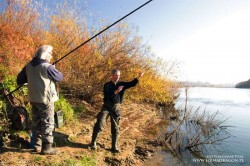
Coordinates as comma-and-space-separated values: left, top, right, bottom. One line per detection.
0, 101, 165, 165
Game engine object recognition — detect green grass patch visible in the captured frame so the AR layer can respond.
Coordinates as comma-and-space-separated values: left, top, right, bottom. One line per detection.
80, 156, 97, 166
55, 96, 75, 123
34, 155, 42, 162
43, 155, 97, 166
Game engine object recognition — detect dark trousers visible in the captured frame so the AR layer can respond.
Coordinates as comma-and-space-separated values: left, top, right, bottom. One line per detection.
92, 103, 121, 148
31, 102, 55, 145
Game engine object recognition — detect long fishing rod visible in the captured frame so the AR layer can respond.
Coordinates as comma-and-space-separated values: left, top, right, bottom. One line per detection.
53, 0, 153, 64
6, 0, 153, 96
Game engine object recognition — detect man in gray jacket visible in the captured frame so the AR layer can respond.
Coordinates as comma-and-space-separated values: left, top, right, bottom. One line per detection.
17, 45, 63, 155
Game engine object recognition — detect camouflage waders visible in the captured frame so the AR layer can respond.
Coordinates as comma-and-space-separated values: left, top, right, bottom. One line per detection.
30, 102, 55, 151
91, 102, 121, 152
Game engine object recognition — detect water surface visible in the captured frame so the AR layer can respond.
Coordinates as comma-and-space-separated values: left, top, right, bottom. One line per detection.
174, 87, 250, 165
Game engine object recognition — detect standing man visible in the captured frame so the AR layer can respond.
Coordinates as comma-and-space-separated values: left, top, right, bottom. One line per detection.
89, 69, 144, 153
17, 45, 63, 155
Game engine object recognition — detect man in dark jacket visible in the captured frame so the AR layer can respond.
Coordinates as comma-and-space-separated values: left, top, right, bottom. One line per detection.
17, 45, 63, 155
89, 69, 144, 153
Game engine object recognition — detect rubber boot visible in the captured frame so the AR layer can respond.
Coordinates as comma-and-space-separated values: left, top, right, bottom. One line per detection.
89, 131, 99, 150
32, 135, 42, 153
33, 140, 42, 153
41, 143, 60, 155
33, 145, 41, 153
111, 134, 120, 153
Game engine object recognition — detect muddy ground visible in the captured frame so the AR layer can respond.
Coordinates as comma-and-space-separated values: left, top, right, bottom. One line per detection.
0, 101, 166, 166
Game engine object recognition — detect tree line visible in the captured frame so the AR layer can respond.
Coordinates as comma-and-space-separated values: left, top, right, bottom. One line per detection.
0, 0, 179, 105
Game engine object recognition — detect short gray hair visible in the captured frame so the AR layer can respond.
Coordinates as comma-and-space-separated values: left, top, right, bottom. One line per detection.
111, 69, 120, 75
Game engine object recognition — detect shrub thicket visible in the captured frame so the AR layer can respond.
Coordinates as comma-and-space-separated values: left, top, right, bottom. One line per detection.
0, 0, 179, 109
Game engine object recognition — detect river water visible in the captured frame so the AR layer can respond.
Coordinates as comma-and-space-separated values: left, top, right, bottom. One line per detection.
173, 87, 250, 165
147, 87, 250, 166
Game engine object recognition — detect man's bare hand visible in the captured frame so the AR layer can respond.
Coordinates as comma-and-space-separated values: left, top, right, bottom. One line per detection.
117, 86, 124, 92
115, 86, 124, 94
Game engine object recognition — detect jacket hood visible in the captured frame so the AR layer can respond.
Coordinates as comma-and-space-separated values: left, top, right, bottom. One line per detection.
34, 45, 53, 60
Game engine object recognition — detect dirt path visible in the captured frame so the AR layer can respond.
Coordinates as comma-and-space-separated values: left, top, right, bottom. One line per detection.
0, 101, 164, 166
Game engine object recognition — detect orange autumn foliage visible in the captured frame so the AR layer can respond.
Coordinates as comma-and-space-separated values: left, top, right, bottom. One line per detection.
0, 0, 179, 104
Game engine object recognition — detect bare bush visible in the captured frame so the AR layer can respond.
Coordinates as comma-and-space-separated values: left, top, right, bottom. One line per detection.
157, 88, 231, 163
